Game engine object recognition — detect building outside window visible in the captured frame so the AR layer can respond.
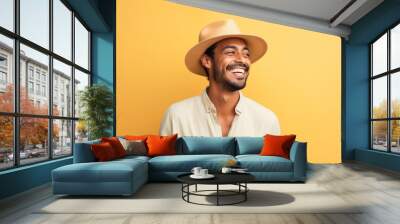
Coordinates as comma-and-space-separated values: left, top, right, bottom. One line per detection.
0, 71, 6, 83
41, 73, 46, 83
35, 70, 40, 81
28, 67, 34, 80
41, 85, 46, 97
0, 0, 91, 170
371, 22, 400, 154
28, 81, 34, 94
0, 54, 7, 88
0, 54, 7, 67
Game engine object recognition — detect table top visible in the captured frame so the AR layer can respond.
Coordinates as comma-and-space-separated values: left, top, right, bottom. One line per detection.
177, 172, 255, 185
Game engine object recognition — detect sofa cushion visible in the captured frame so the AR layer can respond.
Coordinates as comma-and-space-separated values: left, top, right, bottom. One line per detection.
235, 137, 264, 155
115, 155, 150, 163
146, 134, 178, 157
236, 155, 293, 172
148, 154, 235, 172
91, 142, 118, 161
101, 137, 127, 158
177, 137, 236, 155
119, 138, 148, 156
260, 134, 296, 159
53, 158, 147, 183
73, 140, 100, 163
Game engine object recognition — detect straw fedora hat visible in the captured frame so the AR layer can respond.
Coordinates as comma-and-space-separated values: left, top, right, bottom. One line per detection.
185, 19, 267, 76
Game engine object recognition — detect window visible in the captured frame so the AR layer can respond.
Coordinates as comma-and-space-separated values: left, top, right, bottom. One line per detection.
0, 54, 7, 67
35, 83, 40, 95
75, 18, 89, 70
53, 0, 72, 60
20, 0, 49, 49
28, 81, 34, 94
42, 85, 46, 97
35, 70, 40, 81
0, 35, 13, 109
28, 67, 34, 80
0, 0, 14, 32
53, 59, 71, 117
0, 0, 91, 170
371, 23, 400, 154
0, 54, 7, 87
0, 71, 6, 84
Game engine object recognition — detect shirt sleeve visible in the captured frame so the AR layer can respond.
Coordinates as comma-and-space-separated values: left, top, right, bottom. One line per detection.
159, 108, 173, 136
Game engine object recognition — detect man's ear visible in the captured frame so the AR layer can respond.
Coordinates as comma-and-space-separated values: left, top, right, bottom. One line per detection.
200, 55, 212, 70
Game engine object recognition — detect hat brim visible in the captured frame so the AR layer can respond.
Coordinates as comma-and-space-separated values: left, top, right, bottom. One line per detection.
185, 34, 267, 76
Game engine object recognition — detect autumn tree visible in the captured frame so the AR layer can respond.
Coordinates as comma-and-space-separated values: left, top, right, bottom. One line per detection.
373, 99, 400, 143
0, 84, 60, 152
0, 85, 13, 149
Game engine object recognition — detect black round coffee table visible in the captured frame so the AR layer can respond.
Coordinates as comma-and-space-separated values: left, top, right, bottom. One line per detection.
177, 173, 255, 206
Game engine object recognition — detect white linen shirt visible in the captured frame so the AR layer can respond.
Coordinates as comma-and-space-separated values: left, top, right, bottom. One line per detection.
159, 90, 280, 137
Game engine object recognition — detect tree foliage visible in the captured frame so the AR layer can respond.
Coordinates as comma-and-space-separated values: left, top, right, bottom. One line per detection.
373, 99, 400, 141
79, 84, 113, 140
0, 84, 59, 150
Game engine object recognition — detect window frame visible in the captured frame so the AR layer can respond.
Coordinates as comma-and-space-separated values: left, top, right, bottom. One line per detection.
0, 0, 92, 171
370, 20, 400, 154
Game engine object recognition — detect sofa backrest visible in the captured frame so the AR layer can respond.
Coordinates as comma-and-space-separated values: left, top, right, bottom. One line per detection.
235, 137, 264, 155
73, 139, 100, 163
176, 136, 236, 155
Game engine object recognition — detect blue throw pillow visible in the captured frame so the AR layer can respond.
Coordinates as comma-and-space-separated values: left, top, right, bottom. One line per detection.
178, 137, 236, 155
235, 137, 264, 155
73, 139, 100, 163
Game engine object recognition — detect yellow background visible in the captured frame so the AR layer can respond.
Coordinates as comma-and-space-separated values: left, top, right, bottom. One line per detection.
116, 0, 341, 163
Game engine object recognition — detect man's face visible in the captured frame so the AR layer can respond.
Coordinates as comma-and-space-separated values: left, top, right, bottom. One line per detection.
209, 38, 251, 92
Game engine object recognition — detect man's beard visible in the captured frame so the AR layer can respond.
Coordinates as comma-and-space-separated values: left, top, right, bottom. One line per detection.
212, 61, 249, 92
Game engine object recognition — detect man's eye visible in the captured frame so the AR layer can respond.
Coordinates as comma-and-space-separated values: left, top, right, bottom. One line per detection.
225, 51, 235, 55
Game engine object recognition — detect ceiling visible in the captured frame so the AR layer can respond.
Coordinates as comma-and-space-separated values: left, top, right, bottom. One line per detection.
168, 0, 384, 38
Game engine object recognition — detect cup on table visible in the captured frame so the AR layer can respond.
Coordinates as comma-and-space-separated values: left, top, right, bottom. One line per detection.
221, 167, 232, 174
199, 169, 208, 176
191, 167, 202, 176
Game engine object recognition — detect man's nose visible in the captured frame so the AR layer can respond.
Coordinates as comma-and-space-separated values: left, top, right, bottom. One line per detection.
234, 52, 249, 63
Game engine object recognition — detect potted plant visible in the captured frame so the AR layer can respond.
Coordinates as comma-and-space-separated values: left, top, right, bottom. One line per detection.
79, 84, 113, 140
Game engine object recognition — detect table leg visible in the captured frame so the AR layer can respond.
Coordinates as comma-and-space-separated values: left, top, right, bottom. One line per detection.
181, 184, 183, 199
187, 184, 190, 202
245, 183, 247, 201
217, 184, 219, 206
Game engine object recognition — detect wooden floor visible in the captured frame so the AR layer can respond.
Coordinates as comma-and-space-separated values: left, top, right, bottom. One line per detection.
1, 162, 400, 224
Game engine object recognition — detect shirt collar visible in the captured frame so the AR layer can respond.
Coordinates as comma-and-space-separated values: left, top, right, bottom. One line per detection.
201, 88, 244, 115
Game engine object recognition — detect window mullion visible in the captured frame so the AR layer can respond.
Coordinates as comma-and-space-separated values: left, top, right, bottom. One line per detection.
388, 30, 391, 152
370, 45, 373, 149
71, 10, 76, 155
13, 0, 20, 167
49, 0, 54, 160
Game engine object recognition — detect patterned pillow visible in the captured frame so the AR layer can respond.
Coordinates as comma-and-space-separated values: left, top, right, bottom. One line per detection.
119, 138, 147, 156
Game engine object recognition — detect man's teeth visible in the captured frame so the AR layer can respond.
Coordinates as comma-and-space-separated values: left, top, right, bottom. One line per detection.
231, 68, 245, 74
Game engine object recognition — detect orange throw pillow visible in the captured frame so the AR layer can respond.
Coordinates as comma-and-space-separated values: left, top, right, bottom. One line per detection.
91, 142, 117, 161
260, 134, 296, 159
146, 134, 178, 157
101, 137, 127, 158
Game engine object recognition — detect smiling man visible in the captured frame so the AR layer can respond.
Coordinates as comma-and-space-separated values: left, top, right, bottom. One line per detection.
160, 19, 280, 137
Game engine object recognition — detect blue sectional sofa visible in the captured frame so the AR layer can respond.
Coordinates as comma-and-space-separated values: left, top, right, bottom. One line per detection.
52, 137, 307, 196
